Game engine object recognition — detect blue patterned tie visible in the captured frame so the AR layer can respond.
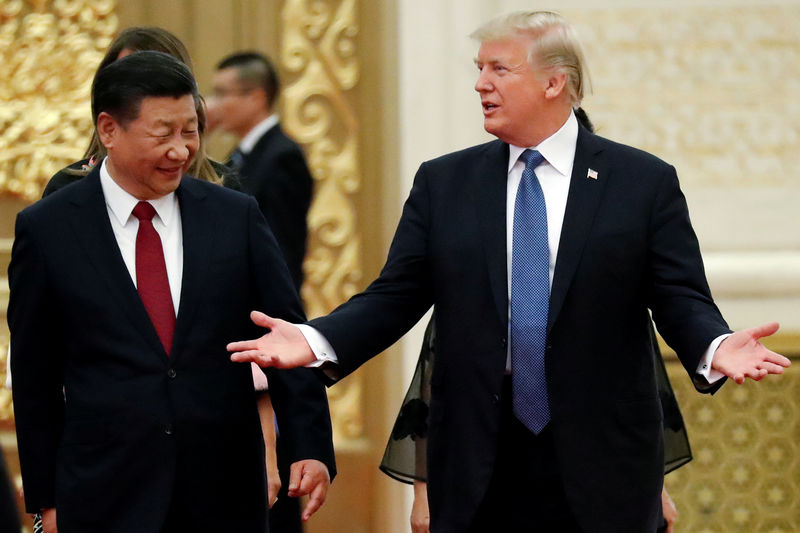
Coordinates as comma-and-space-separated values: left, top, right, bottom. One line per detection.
511, 149, 551, 434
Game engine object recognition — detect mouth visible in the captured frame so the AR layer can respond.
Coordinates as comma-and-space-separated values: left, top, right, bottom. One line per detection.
482, 101, 498, 115
158, 166, 184, 178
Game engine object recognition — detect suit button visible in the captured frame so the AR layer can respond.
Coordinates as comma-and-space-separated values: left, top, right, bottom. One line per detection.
492, 394, 500, 405
164, 424, 173, 435
167, 369, 177, 378
546, 344, 552, 351
501, 337, 507, 349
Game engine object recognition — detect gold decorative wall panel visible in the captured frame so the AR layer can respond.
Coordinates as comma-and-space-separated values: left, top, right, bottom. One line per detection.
280, 0, 364, 445
0, 0, 117, 201
665, 358, 800, 532
567, 6, 800, 188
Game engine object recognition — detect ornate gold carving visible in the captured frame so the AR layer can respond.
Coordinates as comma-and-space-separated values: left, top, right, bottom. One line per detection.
0, 0, 117, 200
665, 358, 800, 531
566, 7, 800, 188
281, 0, 363, 444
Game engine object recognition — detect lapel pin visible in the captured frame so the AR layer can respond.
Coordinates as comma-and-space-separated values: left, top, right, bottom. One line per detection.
587, 168, 598, 180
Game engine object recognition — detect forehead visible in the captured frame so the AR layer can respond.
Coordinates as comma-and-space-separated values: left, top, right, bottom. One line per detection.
477, 37, 531, 63
213, 67, 241, 87
135, 94, 197, 124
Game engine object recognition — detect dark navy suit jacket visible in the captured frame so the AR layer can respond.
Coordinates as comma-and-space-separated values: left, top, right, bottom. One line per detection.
310, 125, 729, 532
9, 169, 335, 532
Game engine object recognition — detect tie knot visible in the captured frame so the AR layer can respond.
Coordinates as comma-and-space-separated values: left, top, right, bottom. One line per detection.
132, 201, 157, 222
519, 149, 545, 171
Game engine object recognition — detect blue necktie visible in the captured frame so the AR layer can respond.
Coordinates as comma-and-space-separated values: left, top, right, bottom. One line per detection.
511, 149, 551, 434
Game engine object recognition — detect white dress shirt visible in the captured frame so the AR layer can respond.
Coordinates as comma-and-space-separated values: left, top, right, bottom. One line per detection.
239, 114, 279, 155
100, 158, 183, 314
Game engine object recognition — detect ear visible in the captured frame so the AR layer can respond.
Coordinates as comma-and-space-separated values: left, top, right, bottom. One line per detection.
250, 87, 270, 113
96, 111, 119, 149
544, 71, 568, 100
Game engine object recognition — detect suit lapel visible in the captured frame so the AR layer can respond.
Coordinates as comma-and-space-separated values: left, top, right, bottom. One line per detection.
473, 140, 511, 324
67, 170, 168, 358
548, 127, 608, 332
171, 178, 214, 359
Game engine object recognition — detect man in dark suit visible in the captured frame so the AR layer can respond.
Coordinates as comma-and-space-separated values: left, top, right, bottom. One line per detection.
210, 51, 313, 291
228, 11, 791, 532
9, 51, 334, 533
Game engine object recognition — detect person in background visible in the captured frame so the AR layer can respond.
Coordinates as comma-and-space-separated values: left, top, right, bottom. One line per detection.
381, 311, 686, 533
209, 51, 313, 292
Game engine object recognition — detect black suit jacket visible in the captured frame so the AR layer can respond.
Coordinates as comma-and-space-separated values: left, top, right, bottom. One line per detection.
234, 125, 313, 291
9, 169, 335, 532
310, 126, 729, 532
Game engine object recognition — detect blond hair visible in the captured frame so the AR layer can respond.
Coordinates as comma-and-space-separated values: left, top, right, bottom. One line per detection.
471, 11, 591, 107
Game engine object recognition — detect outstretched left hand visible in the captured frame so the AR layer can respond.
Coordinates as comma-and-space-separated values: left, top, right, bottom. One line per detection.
712, 322, 791, 384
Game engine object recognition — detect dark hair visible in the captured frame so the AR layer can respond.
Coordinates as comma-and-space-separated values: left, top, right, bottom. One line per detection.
91, 50, 198, 127
574, 106, 594, 133
98, 26, 193, 73
217, 51, 280, 108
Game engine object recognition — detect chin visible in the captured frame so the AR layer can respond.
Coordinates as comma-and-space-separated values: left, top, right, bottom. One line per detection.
483, 122, 503, 140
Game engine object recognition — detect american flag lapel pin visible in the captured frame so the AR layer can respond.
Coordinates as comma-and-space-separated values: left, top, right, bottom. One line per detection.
587, 168, 598, 180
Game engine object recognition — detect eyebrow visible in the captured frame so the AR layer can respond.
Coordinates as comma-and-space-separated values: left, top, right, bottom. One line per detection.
474, 56, 503, 65
152, 116, 198, 128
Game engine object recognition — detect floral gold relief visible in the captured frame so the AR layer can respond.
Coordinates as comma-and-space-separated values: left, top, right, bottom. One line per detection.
281, 0, 364, 444
0, 0, 117, 200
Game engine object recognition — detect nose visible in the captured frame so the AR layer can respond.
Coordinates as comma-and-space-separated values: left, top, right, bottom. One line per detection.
166, 140, 191, 162
475, 67, 492, 93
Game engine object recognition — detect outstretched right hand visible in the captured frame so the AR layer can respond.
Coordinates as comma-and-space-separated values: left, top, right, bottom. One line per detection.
227, 311, 315, 369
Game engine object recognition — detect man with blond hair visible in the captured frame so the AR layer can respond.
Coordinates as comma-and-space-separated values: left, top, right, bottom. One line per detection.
229, 12, 790, 532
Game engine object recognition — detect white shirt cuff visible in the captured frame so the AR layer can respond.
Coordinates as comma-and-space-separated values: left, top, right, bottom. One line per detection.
296, 324, 338, 367
696, 333, 731, 385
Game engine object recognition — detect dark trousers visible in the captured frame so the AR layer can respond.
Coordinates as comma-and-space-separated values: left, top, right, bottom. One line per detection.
468, 378, 583, 533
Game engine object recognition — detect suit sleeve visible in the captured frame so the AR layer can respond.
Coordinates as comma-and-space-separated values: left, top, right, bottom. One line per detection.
646, 165, 730, 390
8, 211, 65, 512
244, 198, 336, 478
308, 163, 435, 378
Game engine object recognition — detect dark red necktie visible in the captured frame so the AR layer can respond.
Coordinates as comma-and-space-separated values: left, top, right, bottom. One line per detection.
132, 201, 175, 354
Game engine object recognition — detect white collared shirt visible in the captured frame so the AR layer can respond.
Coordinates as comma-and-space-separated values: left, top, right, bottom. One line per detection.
239, 114, 280, 154
100, 158, 183, 314
506, 110, 578, 291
